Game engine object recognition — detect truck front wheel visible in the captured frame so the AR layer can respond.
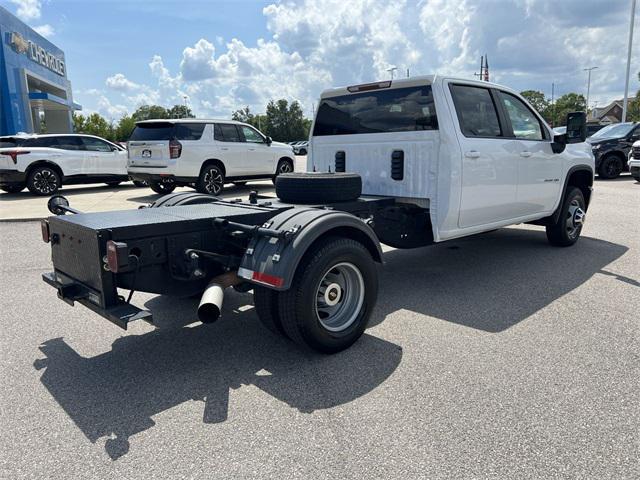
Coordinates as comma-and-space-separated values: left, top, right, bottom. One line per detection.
277, 237, 378, 353
546, 187, 586, 247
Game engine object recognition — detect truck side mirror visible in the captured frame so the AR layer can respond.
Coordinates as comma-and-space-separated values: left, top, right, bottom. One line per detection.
265, 136, 272, 145
565, 111, 586, 144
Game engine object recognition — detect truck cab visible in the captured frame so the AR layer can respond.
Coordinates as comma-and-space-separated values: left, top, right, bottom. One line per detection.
308, 75, 594, 242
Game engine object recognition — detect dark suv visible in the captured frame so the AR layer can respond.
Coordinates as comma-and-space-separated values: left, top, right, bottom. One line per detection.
587, 122, 640, 179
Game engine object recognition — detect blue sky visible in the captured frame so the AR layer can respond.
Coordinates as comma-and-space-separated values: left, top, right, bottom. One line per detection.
3, 0, 639, 120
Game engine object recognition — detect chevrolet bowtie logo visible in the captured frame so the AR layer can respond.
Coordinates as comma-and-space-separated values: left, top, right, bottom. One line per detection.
10, 32, 29, 54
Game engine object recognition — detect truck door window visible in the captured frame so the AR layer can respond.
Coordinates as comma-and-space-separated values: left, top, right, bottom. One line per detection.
499, 92, 544, 140
240, 126, 265, 143
218, 124, 242, 142
82, 137, 113, 152
313, 85, 438, 136
54, 136, 85, 151
450, 84, 502, 138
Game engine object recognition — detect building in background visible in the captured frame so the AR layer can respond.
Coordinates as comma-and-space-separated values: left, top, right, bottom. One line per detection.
589, 97, 637, 125
0, 6, 81, 136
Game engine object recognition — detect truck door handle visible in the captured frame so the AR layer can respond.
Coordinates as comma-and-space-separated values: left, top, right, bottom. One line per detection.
248, 148, 255, 151
220, 147, 229, 151
464, 151, 480, 159
520, 151, 532, 158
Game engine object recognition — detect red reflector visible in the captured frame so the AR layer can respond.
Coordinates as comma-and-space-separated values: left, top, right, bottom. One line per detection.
1, 150, 30, 164
347, 81, 392, 93
40, 220, 50, 243
252, 271, 284, 287
106, 240, 128, 273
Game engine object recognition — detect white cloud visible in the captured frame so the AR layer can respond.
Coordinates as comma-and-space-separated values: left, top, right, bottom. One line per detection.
10, 0, 42, 21
105, 73, 141, 91
32, 23, 54, 37
180, 38, 217, 81
78, 0, 640, 120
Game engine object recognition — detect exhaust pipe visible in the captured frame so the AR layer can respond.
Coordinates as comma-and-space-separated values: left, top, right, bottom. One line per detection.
197, 271, 241, 324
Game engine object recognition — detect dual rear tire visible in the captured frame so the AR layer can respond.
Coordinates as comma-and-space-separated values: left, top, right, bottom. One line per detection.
253, 237, 378, 354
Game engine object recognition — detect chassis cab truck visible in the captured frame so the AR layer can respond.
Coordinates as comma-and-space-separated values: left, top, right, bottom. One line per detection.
41, 76, 594, 354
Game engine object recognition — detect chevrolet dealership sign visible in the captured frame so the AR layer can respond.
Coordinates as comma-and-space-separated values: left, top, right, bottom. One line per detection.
9, 32, 65, 76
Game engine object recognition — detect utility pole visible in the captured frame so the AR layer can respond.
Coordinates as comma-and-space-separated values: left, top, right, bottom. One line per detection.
622, 0, 637, 122
386, 66, 398, 80
406, 68, 410, 78
183, 95, 189, 118
583, 67, 598, 116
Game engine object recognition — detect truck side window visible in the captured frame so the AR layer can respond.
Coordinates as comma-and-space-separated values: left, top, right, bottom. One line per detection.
450, 84, 502, 138
499, 92, 544, 140
217, 124, 242, 142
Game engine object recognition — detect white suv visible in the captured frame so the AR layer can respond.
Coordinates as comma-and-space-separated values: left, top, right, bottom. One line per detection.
0, 134, 129, 195
127, 119, 295, 195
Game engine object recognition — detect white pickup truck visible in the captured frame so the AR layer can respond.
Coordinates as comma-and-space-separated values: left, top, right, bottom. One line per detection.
41, 75, 594, 354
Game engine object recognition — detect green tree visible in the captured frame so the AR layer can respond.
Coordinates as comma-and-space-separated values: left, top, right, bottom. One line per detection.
264, 99, 308, 142
168, 104, 194, 119
132, 105, 169, 121
520, 90, 549, 116
72, 113, 86, 133
231, 106, 269, 134
72, 112, 115, 140
115, 115, 136, 141
626, 71, 640, 122
548, 93, 587, 127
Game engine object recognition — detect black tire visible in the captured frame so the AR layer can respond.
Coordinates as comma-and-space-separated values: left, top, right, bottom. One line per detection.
149, 181, 176, 194
272, 158, 294, 184
27, 166, 61, 196
1, 184, 25, 193
132, 180, 147, 187
298, 148, 307, 156
598, 155, 623, 179
196, 164, 225, 195
253, 287, 289, 338
275, 172, 361, 204
277, 237, 378, 354
150, 192, 219, 208
105, 181, 121, 187
546, 187, 586, 247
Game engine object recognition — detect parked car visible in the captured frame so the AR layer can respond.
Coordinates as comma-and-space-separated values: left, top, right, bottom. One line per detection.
629, 140, 640, 182
42, 75, 593, 354
0, 134, 134, 195
127, 119, 295, 195
293, 141, 309, 155
586, 122, 640, 179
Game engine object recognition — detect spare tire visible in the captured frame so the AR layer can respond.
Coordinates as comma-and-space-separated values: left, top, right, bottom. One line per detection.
150, 192, 219, 208
275, 172, 362, 204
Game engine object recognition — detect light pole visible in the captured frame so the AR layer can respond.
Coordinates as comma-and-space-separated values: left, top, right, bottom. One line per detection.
182, 95, 189, 118
622, 0, 637, 122
583, 66, 598, 117
386, 66, 398, 80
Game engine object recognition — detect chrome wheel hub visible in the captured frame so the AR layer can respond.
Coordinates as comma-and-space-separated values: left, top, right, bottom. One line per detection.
204, 169, 223, 194
279, 162, 292, 174
315, 262, 364, 332
33, 170, 58, 194
566, 199, 586, 239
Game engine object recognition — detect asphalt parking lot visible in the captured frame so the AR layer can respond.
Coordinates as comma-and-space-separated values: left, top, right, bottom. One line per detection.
1, 175, 638, 479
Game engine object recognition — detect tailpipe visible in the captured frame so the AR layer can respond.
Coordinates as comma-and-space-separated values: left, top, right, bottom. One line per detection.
197, 271, 241, 324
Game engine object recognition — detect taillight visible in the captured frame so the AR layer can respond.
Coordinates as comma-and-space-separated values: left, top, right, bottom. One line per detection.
169, 139, 182, 159
106, 240, 128, 273
40, 220, 50, 243
1, 150, 30, 164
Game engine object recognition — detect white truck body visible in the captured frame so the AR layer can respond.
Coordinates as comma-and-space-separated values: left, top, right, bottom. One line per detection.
308, 75, 594, 242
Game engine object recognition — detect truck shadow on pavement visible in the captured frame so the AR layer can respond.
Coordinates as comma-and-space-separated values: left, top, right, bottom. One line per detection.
33, 227, 626, 460
33, 290, 403, 460
370, 227, 629, 331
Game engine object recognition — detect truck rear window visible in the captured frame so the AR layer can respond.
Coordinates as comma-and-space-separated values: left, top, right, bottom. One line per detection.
129, 123, 206, 141
313, 85, 438, 136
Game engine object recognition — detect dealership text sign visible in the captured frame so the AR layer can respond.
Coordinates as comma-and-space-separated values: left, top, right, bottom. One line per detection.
9, 32, 65, 76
